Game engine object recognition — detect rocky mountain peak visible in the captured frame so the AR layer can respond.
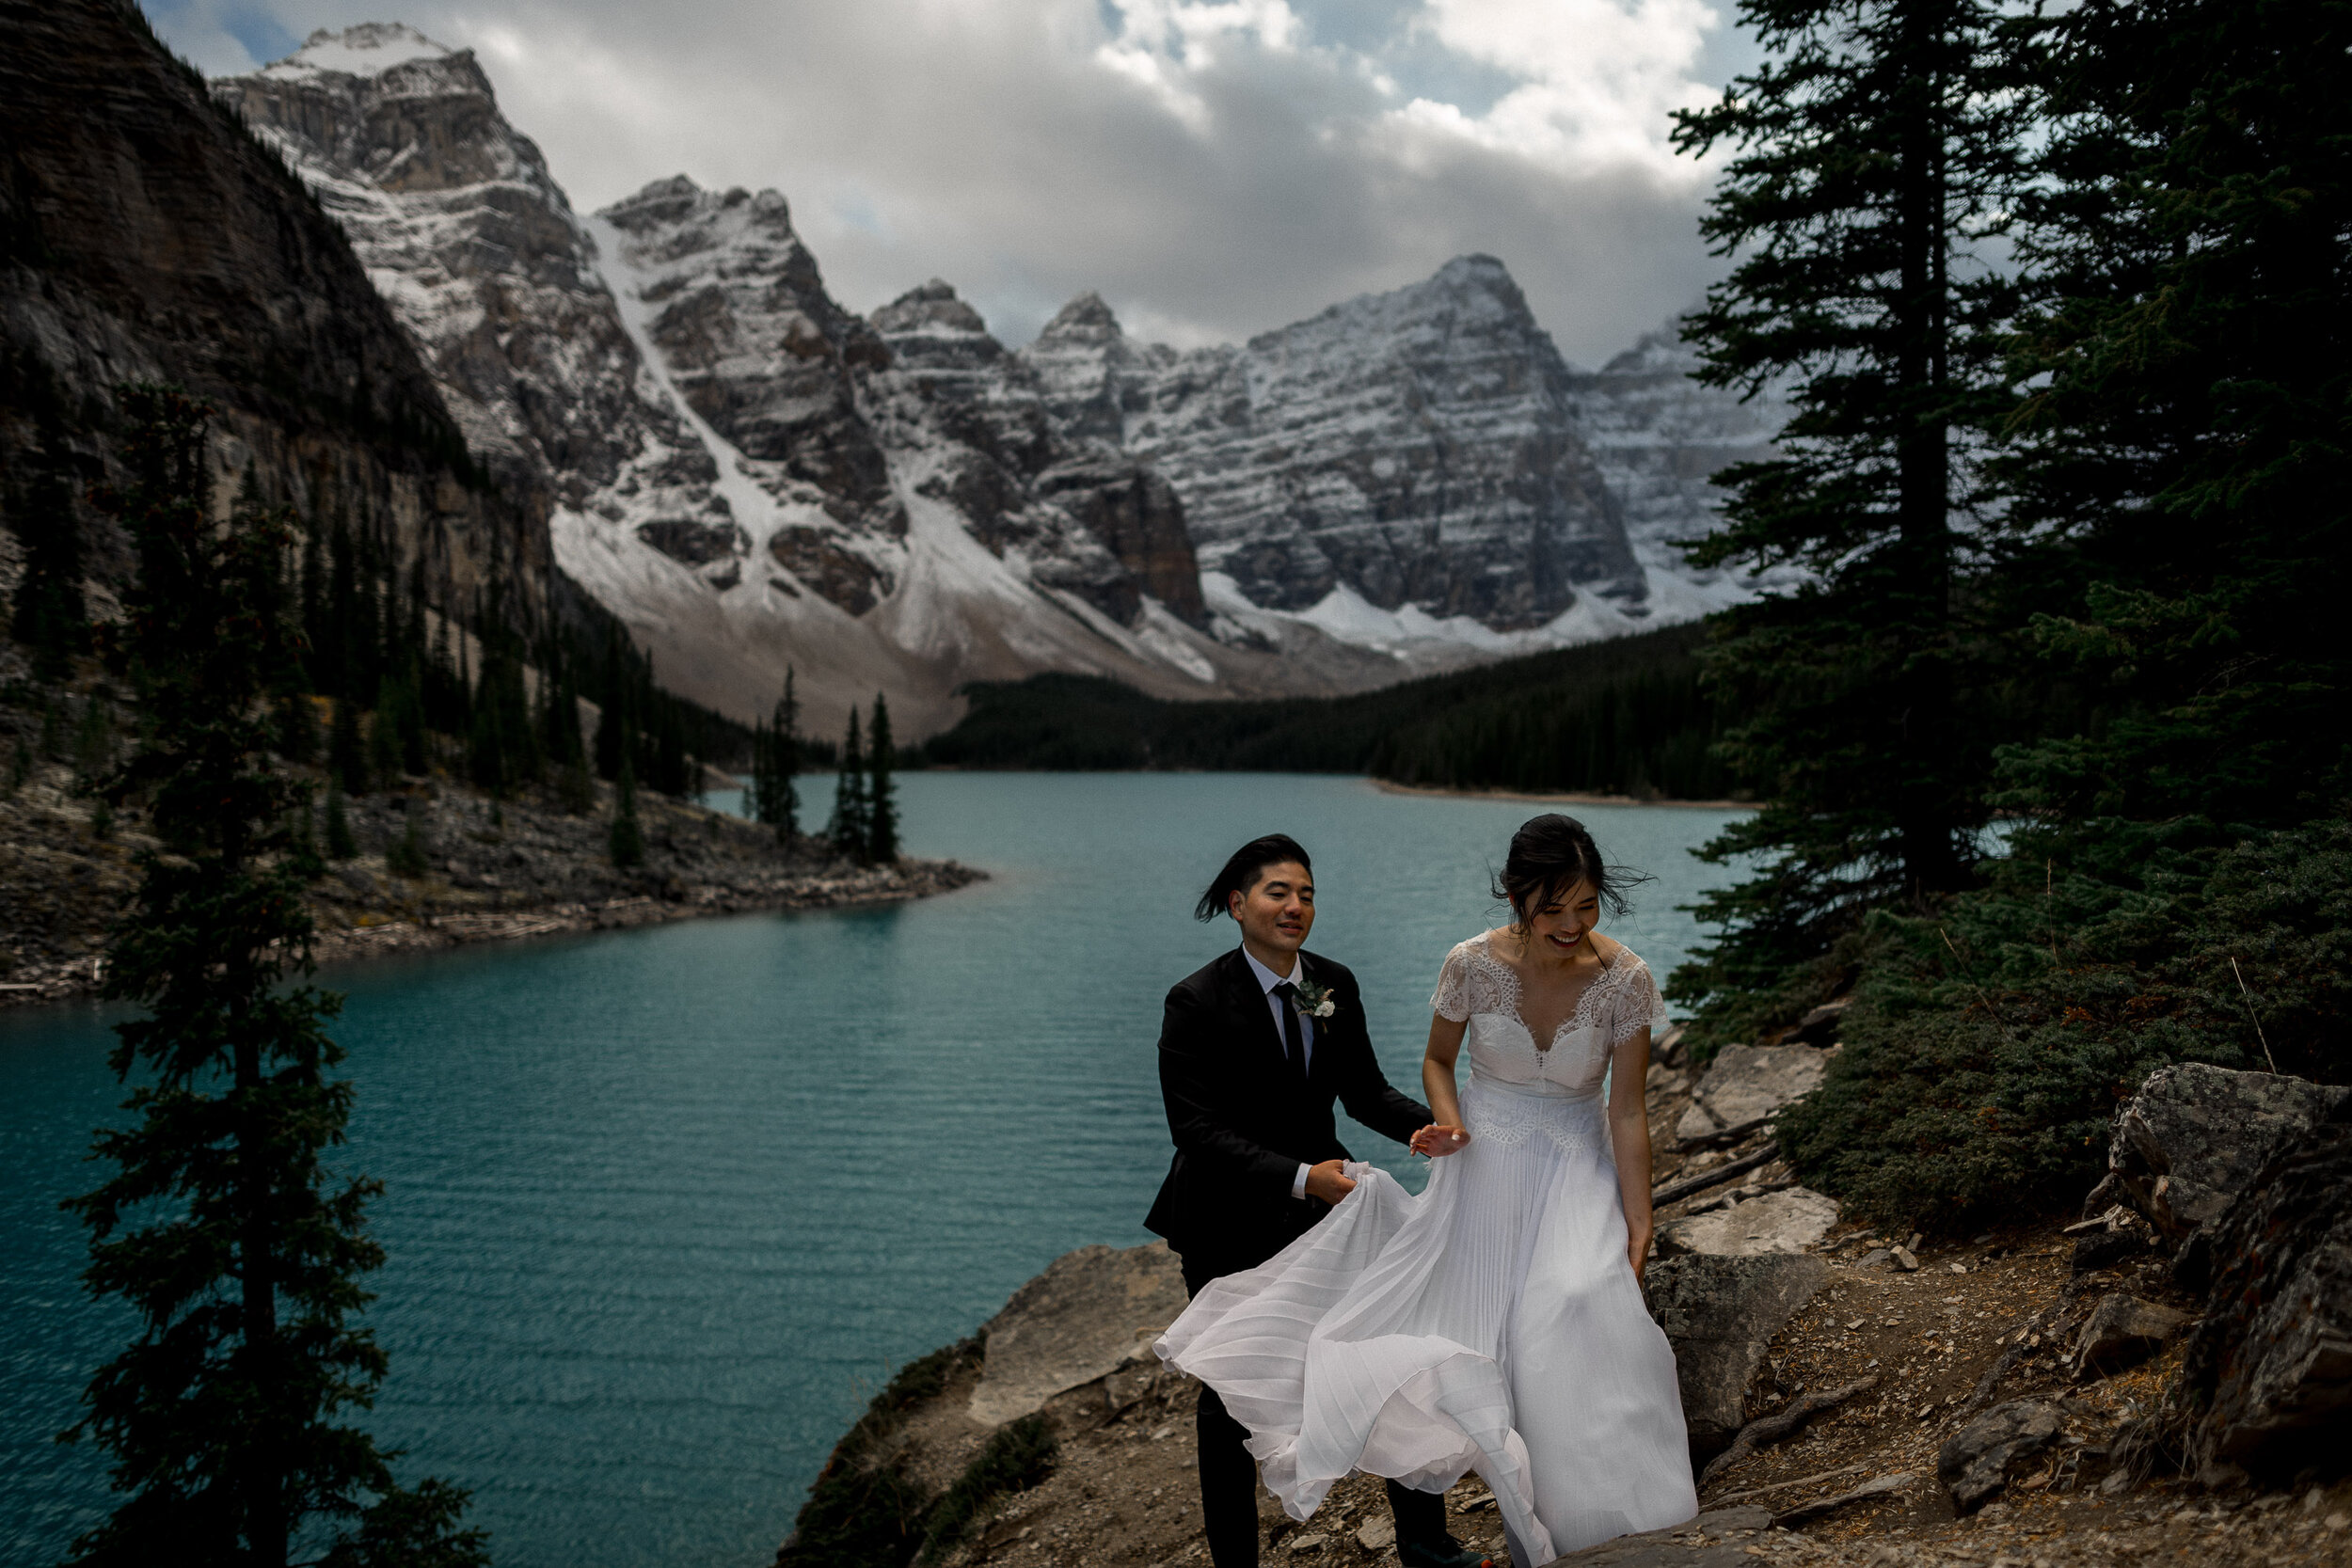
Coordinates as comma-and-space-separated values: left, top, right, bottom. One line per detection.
869, 280, 998, 360
261, 23, 458, 82
1036, 292, 1125, 346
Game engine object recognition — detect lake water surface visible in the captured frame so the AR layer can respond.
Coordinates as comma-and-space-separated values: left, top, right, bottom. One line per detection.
0, 775, 1744, 1568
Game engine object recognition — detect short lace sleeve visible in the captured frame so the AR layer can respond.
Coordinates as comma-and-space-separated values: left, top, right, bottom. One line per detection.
1430, 941, 1476, 1022
1611, 955, 1673, 1048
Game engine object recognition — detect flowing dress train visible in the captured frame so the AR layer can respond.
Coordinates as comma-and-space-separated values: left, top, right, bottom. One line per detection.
1155, 935, 1698, 1564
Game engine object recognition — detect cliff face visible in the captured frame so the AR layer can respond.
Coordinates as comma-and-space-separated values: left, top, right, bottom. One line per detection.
0, 1, 534, 618
1020, 257, 1645, 637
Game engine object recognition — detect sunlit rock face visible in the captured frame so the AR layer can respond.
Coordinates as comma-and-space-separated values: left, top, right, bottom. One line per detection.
215, 24, 733, 567
1022, 257, 1646, 635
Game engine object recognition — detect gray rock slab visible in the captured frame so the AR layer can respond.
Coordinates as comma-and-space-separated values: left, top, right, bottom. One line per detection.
2182, 1112, 2352, 1476
1645, 1254, 1829, 1458
1677, 1045, 1831, 1147
2074, 1293, 2189, 1379
1541, 1506, 1772, 1567
1936, 1399, 2063, 1513
2100, 1063, 2348, 1240
967, 1242, 1189, 1426
1658, 1187, 1839, 1259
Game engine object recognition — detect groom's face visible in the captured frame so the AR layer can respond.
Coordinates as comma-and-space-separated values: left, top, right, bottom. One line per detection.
1229, 861, 1315, 958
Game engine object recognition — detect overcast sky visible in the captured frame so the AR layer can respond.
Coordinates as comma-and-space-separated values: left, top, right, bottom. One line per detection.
147, 0, 1760, 363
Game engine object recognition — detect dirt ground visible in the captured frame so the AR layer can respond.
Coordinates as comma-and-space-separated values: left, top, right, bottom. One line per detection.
892, 1062, 2348, 1568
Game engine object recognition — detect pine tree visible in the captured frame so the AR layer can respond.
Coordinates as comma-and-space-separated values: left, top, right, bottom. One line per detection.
752, 670, 802, 844
65, 385, 485, 1568
608, 755, 645, 869
368, 706, 404, 784
325, 782, 357, 862
1990, 0, 2352, 843
276, 692, 319, 765
385, 800, 428, 879
866, 691, 898, 863
9, 408, 88, 681
1666, 0, 2033, 1029
329, 694, 369, 796
828, 707, 869, 862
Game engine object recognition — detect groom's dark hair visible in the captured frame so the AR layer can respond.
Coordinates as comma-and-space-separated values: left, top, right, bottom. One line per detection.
1195, 834, 1312, 922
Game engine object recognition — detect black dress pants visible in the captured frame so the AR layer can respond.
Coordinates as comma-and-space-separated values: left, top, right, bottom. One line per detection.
1181, 1251, 1450, 1568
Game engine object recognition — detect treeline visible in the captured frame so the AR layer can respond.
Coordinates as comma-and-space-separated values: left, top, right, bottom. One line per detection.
917, 622, 1740, 800
745, 674, 899, 863
1655, 0, 2349, 1227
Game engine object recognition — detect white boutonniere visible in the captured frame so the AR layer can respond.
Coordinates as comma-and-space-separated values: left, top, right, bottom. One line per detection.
1291, 976, 1338, 1019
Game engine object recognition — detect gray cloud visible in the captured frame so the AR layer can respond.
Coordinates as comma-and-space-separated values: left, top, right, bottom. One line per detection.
144, 0, 1752, 363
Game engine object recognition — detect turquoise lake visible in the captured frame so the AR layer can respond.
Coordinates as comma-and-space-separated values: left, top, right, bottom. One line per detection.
0, 774, 1745, 1567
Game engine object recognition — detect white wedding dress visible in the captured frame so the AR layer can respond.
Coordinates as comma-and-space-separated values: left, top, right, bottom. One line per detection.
1155, 933, 1698, 1565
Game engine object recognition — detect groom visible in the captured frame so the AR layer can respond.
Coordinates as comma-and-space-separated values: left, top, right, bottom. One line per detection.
1146, 834, 1485, 1568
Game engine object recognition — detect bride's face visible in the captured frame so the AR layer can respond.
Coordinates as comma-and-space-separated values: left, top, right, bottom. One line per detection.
1230, 860, 1315, 958
1521, 879, 1600, 959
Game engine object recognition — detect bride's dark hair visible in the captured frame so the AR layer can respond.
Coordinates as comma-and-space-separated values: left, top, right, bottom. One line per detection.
1493, 815, 1651, 928
1196, 833, 1312, 922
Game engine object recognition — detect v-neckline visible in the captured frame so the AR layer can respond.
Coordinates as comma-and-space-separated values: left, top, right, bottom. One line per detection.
1482, 929, 1614, 1053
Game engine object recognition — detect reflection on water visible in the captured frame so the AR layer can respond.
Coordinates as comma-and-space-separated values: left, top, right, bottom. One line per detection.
0, 775, 1743, 1568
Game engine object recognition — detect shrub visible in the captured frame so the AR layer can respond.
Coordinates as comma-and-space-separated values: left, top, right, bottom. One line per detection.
1776, 816, 2352, 1228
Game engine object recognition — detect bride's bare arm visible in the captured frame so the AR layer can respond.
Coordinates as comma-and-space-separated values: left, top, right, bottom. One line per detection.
1608, 1028, 1655, 1281
1412, 1014, 1471, 1156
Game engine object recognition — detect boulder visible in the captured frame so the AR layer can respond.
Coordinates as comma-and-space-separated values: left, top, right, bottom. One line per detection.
1644, 1254, 1829, 1459
1936, 1400, 2064, 1513
1657, 1187, 1839, 1259
1677, 1045, 1831, 1147
2072, 1294, 2189, 1380
2094, 1063, 2347, 1242
2069, 1227, 2149, 1275
1545, 1505, 1772, 1566
967, 1242, 1189, 1426
2180, 1106, 2352, 1478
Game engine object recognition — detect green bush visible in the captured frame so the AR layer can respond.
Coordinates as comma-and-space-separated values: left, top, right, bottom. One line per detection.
1776, 816, 2352, 1228
914, 1416, 1057, 1566
782, 1339, 982, 1568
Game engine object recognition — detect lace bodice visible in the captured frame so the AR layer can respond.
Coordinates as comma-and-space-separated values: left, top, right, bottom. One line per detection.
1429, 930, 1671, 1101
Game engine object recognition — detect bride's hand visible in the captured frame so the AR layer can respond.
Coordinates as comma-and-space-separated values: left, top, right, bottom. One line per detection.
1409, 1124, 1470, 1157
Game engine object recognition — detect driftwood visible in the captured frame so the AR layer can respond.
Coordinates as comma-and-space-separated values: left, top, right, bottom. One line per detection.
1698, 1375, 1879, 1490
1651, 1142, 1782, 1208
1772, 1473, 1912, 1527
1710, 1462, 1867, 1506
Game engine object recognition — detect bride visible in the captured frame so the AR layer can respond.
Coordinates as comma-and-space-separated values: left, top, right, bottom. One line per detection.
1156, 815, 1699, 1564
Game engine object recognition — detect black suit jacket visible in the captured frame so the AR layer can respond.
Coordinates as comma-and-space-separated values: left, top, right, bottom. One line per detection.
1144, 947, 1431, 1270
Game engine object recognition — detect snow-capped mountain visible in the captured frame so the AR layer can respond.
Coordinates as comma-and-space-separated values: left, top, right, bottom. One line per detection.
1564, 323, 1798, 615
215, 26, 1353, 736
215, 24, 1787, 735
1018, 260, 1686, 657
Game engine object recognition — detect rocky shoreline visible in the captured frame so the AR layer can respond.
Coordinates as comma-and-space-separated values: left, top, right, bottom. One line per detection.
771, 1041, 2352, 1568
0, 751, 984, 1010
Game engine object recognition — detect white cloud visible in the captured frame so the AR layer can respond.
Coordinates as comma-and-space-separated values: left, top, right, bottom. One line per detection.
146, 0, 1744, 362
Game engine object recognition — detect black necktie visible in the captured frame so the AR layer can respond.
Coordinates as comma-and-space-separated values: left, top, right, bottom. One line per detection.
1271, 982, 1307, 1080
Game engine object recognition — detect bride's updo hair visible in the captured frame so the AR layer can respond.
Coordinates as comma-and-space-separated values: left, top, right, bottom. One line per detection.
1196, 833, 1312, 922
1493, 814, 1650, 929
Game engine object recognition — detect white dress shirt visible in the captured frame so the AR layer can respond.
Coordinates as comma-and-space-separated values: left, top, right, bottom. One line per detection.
1241, 944, 1319, 1201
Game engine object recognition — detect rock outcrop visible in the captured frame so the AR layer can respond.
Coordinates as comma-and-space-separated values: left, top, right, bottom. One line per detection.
2090, 1061, 2348, 1243
1645, 1253, 1830, 1459
1938, 1400, 2064, 1513
966, 1243, 1188, 1427
1658, 1187, 1840, 1259
1677, 1044, 1834, 1147
2176, 1098, 2352, 1478
2, 1, 528, 622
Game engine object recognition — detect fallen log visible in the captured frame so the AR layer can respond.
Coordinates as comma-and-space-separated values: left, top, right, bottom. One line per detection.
1698, 1375, 1879, 1491
1710, 1462, 1867, 1506
1652, 1142, 1781, 1208
1772, 1472, 1912, 1528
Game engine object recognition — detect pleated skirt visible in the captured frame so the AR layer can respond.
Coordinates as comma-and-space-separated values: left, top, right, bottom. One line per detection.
1154, 1080, 1698, 1564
